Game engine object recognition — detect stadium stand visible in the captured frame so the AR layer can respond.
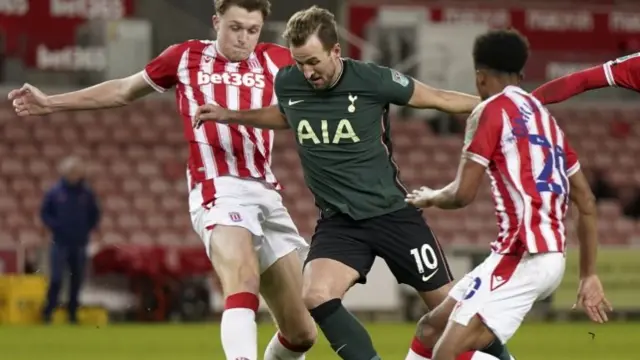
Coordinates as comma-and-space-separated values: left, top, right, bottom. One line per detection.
2, 99, 639, 252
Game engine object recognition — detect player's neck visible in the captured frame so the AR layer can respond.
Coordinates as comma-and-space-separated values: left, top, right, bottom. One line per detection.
328, 58, 344, 89
214, 41, 249, 63
487, 78, 520, 97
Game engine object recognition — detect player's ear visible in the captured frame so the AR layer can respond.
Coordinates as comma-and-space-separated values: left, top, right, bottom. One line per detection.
476, 69, 489, 85
331, 42, 341, 57
212, 15, 221, 33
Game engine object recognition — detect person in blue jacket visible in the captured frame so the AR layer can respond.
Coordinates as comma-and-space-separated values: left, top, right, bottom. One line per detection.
40, 156, 100, 323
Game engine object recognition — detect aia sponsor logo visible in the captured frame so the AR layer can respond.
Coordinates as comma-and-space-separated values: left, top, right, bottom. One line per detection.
197, 71, 266, 88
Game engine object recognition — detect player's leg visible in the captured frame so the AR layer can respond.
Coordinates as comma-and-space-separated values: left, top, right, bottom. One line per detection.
206, 225, 261, 360
190, 179, 268, 360
433, 252, 564, 360
258, 206, 317, 360
432, 316, 497, 360
366, 207, 512, 360
303, 216, 380, 360
260, 252, 316, 359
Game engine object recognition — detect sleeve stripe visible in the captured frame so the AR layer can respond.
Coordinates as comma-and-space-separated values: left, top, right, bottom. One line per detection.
567, 162, 581, 177
603, 62, 617, 87
142, 69, 168, 93
463, 151, 490, 167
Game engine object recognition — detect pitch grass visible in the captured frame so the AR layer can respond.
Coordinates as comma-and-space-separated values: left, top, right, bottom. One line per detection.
0, 322, 637, 359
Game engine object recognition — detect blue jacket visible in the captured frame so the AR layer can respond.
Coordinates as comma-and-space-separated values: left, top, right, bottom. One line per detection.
40, 179, 100, 246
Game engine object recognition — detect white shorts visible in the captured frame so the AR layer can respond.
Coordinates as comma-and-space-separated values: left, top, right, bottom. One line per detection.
449, 251, 565, 344
189, 176, 308, 273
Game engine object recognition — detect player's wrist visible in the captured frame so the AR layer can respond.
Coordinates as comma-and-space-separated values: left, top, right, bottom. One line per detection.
46, 95, 63, 113
579, 268, 597, 279
223, 108, 238, 122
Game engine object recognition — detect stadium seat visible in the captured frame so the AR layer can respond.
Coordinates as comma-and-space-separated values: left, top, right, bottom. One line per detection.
2, 101, 638, 248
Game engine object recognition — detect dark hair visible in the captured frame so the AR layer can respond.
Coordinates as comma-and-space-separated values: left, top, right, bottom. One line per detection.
214, 0, 271, 18
282, 6, 338, 50
473, 29, 529, 74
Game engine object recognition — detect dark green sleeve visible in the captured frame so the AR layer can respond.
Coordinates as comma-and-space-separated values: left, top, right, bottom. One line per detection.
371, 64, 415, 105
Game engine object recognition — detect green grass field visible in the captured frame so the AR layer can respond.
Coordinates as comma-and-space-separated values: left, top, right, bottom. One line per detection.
0, 322, 637, 359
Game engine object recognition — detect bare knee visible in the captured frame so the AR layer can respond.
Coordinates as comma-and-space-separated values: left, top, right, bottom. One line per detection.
302, 285, 335, 309
208, 226, 260, 296
415, 297, 458, 348
415, 312, 440, 348
280, 323, 318, 349
301, 259, 358, 310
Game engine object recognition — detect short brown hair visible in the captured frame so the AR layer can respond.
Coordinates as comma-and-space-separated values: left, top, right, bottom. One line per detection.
282, 6, 338, 50
214, 0, 271, 18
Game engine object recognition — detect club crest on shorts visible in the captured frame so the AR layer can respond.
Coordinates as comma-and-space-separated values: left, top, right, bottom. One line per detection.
228, 212, 242, 222
463, 277, 482, 300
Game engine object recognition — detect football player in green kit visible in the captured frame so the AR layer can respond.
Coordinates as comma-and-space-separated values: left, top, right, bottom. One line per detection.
194, 6, 513, 360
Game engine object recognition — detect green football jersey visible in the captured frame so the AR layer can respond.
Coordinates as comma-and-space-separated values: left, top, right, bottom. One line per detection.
275, 59, 415, 220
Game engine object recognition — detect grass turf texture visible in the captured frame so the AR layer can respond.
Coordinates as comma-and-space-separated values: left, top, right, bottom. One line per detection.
0, 322, 636, 359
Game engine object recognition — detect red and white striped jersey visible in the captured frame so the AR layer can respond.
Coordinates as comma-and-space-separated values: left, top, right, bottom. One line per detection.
142, 40, 293, 206
463, 86, 580, 255
602, 52, 640, 90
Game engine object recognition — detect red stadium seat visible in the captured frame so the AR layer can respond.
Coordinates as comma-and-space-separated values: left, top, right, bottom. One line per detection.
3, 100, 638, 249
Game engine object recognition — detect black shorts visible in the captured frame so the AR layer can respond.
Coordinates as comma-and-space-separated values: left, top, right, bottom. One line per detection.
304, 206, 454, 292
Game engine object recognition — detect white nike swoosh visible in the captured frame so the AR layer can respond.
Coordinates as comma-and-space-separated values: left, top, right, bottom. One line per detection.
422, 269, 439, 282
288, 99, 304, 105
336, 344, 347, 354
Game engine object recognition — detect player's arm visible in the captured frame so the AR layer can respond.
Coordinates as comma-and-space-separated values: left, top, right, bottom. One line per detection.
567, 160, 612, 321
422, 156, 486, 209
9, 44, 183, 116
408, 80, 479, 113
9, 73, 154, 115
562, 142, 598, 278
531, 66, 609, 105
407, 104, 499, 209
194, 104, 290, 130
533, 52, 640, 105
564, 140, 612, 322
373, 64, 479, 113
52, 73, 152, 111
568, 168, 598, 277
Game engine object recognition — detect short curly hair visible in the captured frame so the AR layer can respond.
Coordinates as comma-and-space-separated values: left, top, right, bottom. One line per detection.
473, 29, 530, 74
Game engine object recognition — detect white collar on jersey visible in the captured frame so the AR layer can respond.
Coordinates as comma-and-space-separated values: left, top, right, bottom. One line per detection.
504, 85, 527, 94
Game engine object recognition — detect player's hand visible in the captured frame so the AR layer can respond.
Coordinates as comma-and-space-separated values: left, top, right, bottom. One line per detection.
193, 103, 231, 129
573, 274, 612, 323
8, 83, 52, 116
405, 186, 437, 208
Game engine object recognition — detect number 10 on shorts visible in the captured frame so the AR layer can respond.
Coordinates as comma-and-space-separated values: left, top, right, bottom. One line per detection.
410, 244, 439, 281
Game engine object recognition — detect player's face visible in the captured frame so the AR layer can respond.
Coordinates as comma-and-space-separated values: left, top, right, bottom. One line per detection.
475, 69, 491, 100
291, 34, 341, 89
213, 6, 263, 62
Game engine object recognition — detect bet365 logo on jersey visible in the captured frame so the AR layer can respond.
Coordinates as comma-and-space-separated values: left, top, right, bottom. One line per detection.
197, 71, 266, 88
